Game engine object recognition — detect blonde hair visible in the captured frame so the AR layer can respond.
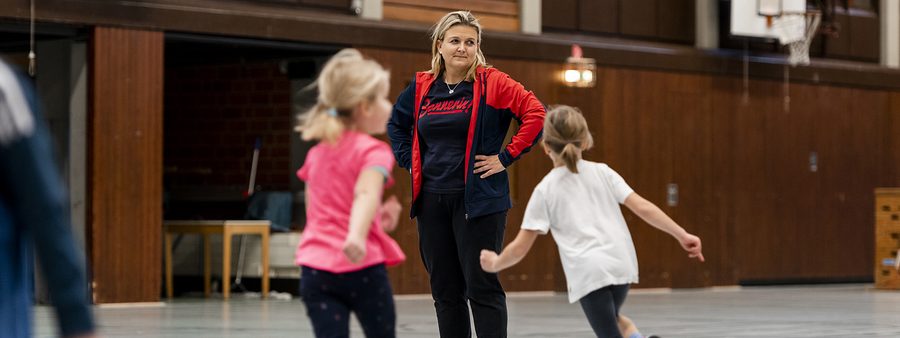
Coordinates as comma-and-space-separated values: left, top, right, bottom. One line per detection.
429, 11, 489, 81
296, 48, 389, 143
543, 105, 594, 173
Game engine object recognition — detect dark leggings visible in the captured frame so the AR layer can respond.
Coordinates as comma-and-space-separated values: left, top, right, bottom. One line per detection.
416, 192, 508, 338
579, 284, 630, 338
299, 264, 396, 338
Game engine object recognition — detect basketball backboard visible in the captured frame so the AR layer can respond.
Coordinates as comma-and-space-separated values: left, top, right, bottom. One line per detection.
730, 0, 808, 40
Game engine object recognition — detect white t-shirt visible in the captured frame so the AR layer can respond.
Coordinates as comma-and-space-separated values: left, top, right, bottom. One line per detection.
521, 160, 638, 303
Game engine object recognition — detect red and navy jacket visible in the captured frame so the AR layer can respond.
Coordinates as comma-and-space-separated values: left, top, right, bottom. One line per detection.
387, 66, 545, 219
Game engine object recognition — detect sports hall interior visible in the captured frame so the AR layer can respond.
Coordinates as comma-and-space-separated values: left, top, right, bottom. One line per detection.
2, 0, 899, 336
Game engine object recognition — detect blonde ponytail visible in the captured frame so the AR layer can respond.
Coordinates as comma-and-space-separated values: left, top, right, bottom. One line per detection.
297, 103, 346, 142
295, 48, 389, 143
543, 105, 593, 173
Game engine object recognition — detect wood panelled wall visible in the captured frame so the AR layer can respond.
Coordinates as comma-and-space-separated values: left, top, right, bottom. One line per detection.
360, 47, 900, 292
543, 0, 695, 44
89, 27, 164, 303
383, 0, 520, 32
255, 0, 352, 14
732, 82, 884, 282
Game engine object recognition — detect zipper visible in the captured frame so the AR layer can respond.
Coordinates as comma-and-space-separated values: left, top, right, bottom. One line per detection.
410, 73, 435, 215
464, 71, 487, 222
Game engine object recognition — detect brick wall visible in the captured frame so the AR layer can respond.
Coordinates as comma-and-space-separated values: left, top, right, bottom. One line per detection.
164, 61, 294, 203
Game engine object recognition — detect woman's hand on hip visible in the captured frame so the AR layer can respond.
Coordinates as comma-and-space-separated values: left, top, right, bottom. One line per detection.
474, 154, 506, 179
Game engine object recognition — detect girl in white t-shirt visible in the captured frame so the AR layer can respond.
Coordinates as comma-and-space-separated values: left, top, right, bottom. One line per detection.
480, 105, 704, 338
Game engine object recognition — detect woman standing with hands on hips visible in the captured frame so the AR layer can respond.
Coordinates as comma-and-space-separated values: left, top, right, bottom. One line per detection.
387, 10, 546, 338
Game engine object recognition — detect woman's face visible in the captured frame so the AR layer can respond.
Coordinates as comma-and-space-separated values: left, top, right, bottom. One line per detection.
438, 25, 479, 76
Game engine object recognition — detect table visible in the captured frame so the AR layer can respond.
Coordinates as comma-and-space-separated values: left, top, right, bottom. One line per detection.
164, 220, 270, 300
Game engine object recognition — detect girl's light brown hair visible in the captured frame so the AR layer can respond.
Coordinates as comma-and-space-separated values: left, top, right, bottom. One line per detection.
295, 48, 389, 143
543, 105, 594, 173
428, 11, 489, 81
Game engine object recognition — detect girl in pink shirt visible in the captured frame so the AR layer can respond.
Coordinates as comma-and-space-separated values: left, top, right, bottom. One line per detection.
294, 48, 405, 338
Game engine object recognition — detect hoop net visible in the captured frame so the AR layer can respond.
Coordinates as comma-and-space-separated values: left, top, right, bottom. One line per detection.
773, 12, 822, 66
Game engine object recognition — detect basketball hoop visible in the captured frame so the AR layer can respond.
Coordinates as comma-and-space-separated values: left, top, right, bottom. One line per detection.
773, 11, 821, 66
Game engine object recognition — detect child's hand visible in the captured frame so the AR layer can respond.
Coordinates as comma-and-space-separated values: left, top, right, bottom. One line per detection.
381, 195, 402, 232
480, 249, 501, 273
342, 236, 367, 264
679, 233, 705, 262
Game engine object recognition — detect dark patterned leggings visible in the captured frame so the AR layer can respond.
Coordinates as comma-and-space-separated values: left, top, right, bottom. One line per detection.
300, 264, 396, 338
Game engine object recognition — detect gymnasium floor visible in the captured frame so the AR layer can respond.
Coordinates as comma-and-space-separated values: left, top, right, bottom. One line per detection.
33, 284, 900, 337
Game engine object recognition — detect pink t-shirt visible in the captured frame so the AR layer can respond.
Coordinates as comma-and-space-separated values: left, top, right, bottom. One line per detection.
295, 131, 406, 273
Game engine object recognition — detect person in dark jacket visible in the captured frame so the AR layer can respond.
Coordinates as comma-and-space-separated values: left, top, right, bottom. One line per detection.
0, 59, 97, 338
387, 10, 545, 338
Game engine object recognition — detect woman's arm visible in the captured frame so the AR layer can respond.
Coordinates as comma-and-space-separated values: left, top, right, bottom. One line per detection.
623, 192, 705, 262
474, 72, 546, 178
387, 81, 416, 170
343, 169, 387, 263
491, 72, 546, 168
479, 229, 541, 272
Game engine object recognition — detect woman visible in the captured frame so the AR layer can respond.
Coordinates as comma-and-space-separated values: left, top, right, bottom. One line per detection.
387, 11, 546, 338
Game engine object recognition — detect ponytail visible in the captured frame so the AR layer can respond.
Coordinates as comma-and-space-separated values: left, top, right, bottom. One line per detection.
559, 143, 581, 173
543, 105, 593, 173
296, 103, 345, 143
